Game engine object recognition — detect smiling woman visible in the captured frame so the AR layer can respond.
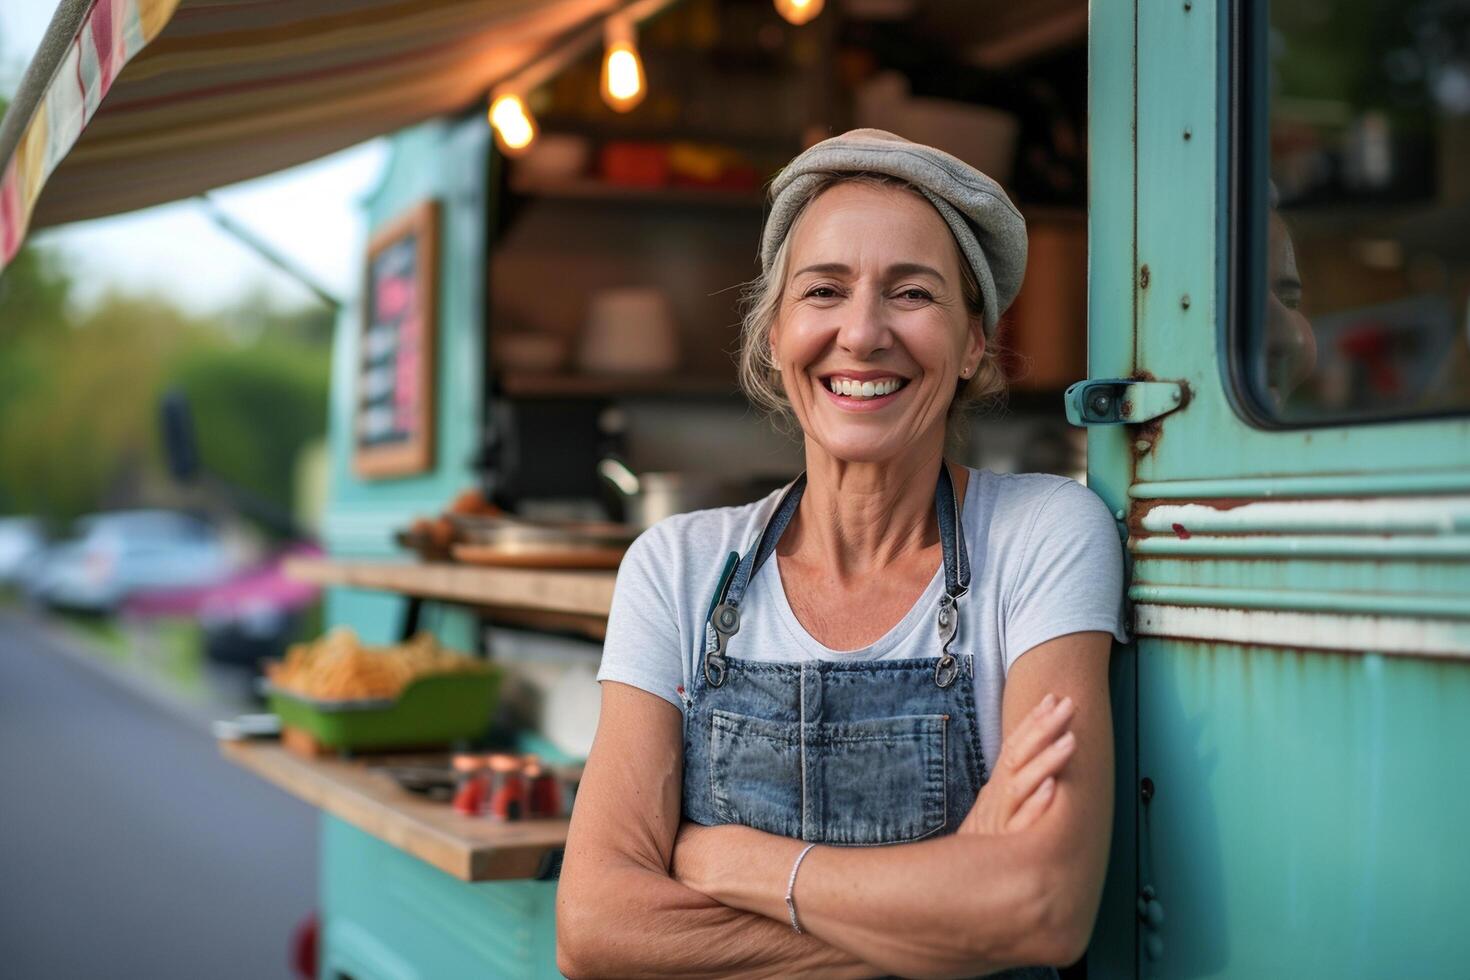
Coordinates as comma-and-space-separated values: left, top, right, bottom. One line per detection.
558, 129, 1128, 980
739, 171, 1009, 449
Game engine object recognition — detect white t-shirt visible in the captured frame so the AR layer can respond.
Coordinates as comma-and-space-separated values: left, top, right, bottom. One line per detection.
596, 467, 1129, 769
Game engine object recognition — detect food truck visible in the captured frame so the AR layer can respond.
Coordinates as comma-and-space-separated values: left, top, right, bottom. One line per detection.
2, 0, 1467, 977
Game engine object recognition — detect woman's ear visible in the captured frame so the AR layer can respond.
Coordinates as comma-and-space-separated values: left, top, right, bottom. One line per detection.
964, 315, 987, 376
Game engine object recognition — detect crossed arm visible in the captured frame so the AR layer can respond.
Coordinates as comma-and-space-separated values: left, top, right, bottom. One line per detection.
556, 631, 1113, 979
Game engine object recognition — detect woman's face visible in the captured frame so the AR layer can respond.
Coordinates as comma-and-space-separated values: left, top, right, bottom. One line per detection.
1264, 210, 1317, 408
770, 182, 984, 465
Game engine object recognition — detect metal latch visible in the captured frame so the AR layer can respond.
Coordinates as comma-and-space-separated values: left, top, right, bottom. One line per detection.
1064, 379, 1184, 427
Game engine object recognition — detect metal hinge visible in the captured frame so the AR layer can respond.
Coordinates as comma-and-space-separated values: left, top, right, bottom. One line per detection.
1064, 379, 1185, 427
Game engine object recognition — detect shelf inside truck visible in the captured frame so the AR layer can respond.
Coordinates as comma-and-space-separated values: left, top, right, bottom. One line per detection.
284, 557, 615, 617
219, 740, 569, 881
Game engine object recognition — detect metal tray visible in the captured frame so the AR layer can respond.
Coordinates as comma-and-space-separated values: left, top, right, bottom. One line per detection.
446, 513, 638, 550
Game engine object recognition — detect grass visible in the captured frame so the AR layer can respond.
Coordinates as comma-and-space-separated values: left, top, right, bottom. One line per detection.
53, 611, 207, 699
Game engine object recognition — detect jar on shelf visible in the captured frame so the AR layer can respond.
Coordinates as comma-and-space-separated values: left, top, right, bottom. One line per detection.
451, 754, 490, 816
524, 757, 564, 818
485, 753, 528, 822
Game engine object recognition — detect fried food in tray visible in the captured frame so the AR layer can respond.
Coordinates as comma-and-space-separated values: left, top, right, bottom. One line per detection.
265, 627, 487, 703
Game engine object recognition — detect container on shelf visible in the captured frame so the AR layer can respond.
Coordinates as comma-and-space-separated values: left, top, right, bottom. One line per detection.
265, 670, 503, 751
485, 753, 528, 822
578, 287, 680, 374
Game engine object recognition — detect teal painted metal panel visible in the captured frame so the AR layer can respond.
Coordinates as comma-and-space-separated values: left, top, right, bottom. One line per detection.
1129, 585, 1470, 620
1132, 471, 1470, 498
1086, 0, 1140, 973
320, 119, 485, 654
1134, 556, 1470, 597
320, 816, 563, 980
1136, 641, 1470, 977
317, 119, 532, 979
1104, 1, 1470, 976
324, 116, 491, 560
1129, 0, 1470, 483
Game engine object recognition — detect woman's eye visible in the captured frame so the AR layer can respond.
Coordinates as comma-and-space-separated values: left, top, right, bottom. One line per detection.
805, 286, 839, 299
897, 288, 932, 302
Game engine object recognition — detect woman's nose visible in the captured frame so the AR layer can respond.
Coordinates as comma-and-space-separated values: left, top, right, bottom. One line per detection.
834, 292, 890, 358
1264, 294, 1318, 394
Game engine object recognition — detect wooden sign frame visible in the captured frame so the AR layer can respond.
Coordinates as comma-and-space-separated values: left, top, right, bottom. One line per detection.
353, 199, 439, 479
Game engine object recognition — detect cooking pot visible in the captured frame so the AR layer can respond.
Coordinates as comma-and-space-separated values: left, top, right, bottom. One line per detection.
598, 458, 787, 528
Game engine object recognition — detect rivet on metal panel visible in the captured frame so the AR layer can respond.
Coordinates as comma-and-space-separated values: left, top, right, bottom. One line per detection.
1134, 439, 1153, 453
1140, 777, 1155, 803
1139, 264, 1150, 289
1146, 933, 1165, 961
1180, 293, 1192, 310
1183, 126, 1193, 141
1184, 0, 1193, 10
1114, 509, 1126, 520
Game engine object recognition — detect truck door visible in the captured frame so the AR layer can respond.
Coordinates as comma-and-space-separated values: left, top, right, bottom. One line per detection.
1085, 0, 1470, 976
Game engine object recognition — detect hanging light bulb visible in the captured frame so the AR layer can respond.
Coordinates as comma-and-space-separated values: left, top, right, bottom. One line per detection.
600, 14, 646, 113
489, 92, 538, 155
773, 0, 824, 26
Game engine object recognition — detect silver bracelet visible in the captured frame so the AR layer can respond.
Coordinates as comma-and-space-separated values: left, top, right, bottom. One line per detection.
785, 843, 818, 934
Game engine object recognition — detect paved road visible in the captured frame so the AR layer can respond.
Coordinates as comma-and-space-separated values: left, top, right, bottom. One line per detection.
0, 610, 317, 980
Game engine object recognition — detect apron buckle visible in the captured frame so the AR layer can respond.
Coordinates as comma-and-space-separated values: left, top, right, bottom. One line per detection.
703, 602, 741, 688
934, 653, 959, 688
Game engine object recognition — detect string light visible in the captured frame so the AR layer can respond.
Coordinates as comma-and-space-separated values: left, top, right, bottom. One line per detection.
484, 0, 679, 145
600, 14, 646, 113
774, 0, 824, 26
489, 92, 538, 155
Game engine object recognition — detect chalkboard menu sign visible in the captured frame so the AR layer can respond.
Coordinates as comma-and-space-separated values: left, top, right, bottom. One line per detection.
354, 200, 439, 479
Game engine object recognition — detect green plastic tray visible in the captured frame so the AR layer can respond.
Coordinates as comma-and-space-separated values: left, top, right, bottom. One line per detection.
266, 668, 502, 750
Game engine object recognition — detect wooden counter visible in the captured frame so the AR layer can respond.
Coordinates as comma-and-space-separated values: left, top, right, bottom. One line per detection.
284, 556, 616, 637
220, 740, 569, 882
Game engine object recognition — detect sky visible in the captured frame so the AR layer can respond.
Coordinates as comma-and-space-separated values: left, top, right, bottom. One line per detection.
0, 1, 387, 314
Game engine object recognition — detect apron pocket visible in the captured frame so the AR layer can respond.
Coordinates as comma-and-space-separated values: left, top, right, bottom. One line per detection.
709, 709, 949, 845
709, 709, 803, 839
812, 714, 949, 845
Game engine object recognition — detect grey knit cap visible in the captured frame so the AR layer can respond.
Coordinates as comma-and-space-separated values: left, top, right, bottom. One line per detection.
760, 128, 1027, 331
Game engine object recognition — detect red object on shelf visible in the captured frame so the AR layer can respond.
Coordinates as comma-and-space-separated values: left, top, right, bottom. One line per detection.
599, 141, 670, 187
486, 753, 528, 821
290, 910, 318, 980
525, 761, 564, 818
452, 753, 489, 815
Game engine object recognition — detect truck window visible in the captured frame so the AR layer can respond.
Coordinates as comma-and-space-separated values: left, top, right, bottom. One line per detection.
1233, 0, 1470, 425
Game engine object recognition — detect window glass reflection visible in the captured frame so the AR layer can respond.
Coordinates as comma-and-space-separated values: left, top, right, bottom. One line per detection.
1253, 0, 1470, 422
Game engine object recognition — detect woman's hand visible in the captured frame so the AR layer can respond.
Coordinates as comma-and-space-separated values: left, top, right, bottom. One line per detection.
959, 692, 1078, 836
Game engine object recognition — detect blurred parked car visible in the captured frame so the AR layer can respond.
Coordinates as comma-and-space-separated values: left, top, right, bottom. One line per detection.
23, 510, 235, 613
124, 541, 323, 669
0, 517, 46, 586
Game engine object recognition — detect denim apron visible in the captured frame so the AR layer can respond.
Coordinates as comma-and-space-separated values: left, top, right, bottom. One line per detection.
681, 465, 1058, 979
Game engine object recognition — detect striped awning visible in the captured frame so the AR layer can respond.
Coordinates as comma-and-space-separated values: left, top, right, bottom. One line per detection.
0, 0, 621, 275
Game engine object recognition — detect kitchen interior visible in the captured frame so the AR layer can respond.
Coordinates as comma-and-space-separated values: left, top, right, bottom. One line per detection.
223, 0, 1097, 974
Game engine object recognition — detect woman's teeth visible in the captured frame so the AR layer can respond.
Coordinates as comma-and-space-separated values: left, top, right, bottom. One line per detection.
826, 377, 905, 399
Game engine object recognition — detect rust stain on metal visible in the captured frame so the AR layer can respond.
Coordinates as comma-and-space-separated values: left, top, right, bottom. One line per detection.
1171, 523, 1191, 539
1139, 265, 1151, 290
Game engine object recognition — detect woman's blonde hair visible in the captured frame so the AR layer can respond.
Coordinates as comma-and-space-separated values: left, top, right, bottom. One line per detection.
736, 172, 1008, 443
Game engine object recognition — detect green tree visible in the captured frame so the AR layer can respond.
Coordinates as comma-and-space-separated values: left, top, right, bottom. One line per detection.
172, 328, 330, 527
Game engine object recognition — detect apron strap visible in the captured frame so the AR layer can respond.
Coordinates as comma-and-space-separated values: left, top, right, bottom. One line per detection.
704, 462, 971, 688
